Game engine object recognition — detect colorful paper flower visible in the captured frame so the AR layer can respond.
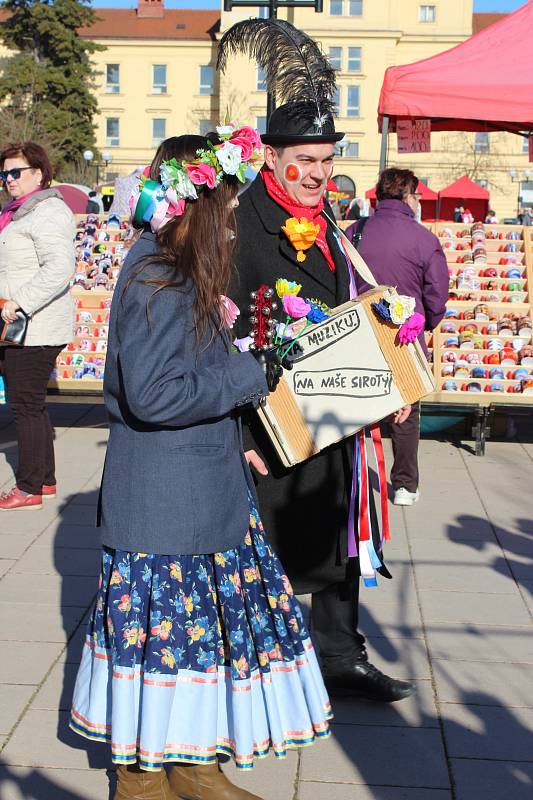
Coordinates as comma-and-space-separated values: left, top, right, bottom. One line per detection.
275, 278, 302, 298
281, 216, 320, 262
371, 300, 392, 322
282, 294, 311, 319
220, 295, 240, 328
398, 311, 425, 344
306, 299, 331, 323
382, 288, 416, 325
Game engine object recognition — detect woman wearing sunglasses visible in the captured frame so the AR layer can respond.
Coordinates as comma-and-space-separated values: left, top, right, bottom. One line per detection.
0, 142, 75, 511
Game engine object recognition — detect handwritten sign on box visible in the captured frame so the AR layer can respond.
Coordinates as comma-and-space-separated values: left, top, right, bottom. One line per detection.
257, 288, 435, 467
397, 119, 431, 154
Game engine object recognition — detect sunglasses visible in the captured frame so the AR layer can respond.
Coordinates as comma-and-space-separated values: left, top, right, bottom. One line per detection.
0, 167, 33, 183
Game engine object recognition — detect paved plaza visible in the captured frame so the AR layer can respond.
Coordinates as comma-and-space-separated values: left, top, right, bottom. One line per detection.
0, 403, 532, 800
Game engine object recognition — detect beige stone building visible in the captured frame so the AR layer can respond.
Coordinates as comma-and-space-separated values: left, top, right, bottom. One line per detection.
1, 0, 530, 218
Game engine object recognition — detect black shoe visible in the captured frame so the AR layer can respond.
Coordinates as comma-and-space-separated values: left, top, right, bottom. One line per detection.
324, 661, 416, 703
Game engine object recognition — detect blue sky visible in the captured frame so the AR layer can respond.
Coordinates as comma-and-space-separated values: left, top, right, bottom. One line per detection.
89, 0, 528, 11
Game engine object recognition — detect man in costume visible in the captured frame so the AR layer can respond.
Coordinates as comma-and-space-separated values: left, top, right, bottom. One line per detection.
219, 19, 415, 702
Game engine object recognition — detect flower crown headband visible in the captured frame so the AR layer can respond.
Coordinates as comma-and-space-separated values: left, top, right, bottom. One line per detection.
130, 123, 262, 232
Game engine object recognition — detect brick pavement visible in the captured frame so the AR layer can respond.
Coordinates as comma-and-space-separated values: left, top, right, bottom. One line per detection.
0, 404, 532, 800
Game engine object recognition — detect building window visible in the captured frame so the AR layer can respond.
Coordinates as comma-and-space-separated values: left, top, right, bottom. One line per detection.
152, 118, 166, 147
258, 6, 269, 18
105, 117, 120, 147
522, 134, 530, 154
198, 119, 213, 136
333, 87, 341, 117
349, 0, 363, 15
256, 67, 267, 92
256, 116, 267, 135
475, 132, 490, 153
348, 46, 362, 72
329, 47, 342, 71
105, 64, 120, 94
419, 5, 436, 22
347, 86, 360, 117
199, 65, 214, 95
334, 141, 359, 158
330, 0, 342, 16
152, 64, 167, 94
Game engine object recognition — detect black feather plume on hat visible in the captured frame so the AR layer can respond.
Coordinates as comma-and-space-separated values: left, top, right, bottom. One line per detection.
217, 18, 337, 131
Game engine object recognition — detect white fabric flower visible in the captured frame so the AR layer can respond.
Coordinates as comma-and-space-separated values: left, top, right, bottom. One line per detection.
383, 288, 416, 325
215, 141, 242, 175
216, 124, 235, 137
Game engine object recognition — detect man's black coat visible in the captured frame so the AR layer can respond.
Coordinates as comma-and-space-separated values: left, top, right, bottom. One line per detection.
231, 175, 374, 594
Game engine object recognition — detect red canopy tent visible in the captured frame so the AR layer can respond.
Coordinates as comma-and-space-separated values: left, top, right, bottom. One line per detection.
438, 175, 490, 222
365, 180, 438, 220
376, 2, 533, 168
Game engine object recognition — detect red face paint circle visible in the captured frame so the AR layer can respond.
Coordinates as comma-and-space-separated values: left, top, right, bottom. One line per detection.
284, 163, 302, 183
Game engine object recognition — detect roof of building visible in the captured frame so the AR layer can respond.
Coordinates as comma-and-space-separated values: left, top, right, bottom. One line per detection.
472, 12, 508, 35
78, 9, 220, 41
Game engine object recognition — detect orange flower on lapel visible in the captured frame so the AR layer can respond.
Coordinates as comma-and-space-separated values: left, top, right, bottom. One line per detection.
281, 216, 320, 263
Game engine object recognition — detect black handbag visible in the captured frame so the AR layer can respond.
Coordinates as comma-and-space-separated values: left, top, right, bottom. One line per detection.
0, 299, 29, 346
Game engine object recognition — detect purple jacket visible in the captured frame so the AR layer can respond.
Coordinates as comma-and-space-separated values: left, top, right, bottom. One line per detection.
347, 200, 448, 354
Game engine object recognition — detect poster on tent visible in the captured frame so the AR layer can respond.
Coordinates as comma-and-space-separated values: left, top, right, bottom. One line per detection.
397, 119, 431, 154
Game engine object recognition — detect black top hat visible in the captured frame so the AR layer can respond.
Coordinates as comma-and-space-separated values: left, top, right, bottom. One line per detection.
261, 102, 345, 145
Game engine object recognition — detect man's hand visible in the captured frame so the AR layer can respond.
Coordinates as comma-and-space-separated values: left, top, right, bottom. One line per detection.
245, 449, 268, 476
1, 300, 20, 324
391, 405, 411, 425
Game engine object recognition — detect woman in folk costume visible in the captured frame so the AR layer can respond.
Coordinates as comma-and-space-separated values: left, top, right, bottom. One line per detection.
219, 19, 416, 703
69, 131, 332, 800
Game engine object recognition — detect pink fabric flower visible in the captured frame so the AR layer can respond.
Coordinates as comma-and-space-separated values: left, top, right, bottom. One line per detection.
398, 312, 425, 344
185, 163, 217, 189
229, 136, 254, 161
282, 294, 311, 319
220, 295, 240, 328
231, 126, 262, 151
142, 165, 151, 177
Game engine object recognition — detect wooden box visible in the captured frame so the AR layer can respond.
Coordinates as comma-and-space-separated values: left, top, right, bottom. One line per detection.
257, 287, 435, 467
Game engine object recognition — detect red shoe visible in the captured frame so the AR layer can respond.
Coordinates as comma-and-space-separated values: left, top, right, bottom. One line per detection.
0, 487, 43, 511
41, 484, 57, 499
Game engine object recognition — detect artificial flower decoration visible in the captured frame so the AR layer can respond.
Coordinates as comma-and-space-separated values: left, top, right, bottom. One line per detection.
382, 288, 416, 325
275, 278, 302, 298
398, 311, 425, 344
371, 288, 416, 328
220, 295, 241, 329
281, 217, 320, 262
130, 122, 262, 232
282, 294, 311, 319
306, 298, 332, 323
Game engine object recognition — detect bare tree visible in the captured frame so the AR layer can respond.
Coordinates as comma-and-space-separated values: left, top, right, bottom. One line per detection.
438, 131, 512, 194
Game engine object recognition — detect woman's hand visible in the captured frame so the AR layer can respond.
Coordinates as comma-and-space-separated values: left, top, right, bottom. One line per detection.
1, 300, 20, 324
245, 449, 268, 476
391, 405, 411, 425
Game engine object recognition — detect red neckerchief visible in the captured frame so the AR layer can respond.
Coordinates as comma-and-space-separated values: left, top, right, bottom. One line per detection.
261, 167, 335, 272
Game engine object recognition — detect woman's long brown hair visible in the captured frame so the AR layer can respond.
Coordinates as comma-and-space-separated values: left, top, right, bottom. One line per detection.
131, 135, 239, 338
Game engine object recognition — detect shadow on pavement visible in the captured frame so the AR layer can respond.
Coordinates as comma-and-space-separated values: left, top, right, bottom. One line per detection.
0, 760, 115, 800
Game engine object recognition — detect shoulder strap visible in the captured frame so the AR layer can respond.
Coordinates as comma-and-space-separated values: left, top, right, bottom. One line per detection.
322, 211, 377, 288
350, 216, 369, 249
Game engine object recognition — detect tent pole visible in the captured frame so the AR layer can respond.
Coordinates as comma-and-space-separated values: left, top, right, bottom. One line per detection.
379, 115, 389, 174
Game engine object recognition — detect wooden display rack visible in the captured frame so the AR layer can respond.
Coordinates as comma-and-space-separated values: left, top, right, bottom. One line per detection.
47, 214, 129, 402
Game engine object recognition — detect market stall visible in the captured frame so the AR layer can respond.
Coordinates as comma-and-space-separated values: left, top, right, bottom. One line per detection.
438, 176, 489, 223
365, 180, 438, 221
374, 3, 533, 445
47, 212, 131, 400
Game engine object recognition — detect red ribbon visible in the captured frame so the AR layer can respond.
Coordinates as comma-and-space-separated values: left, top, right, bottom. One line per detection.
370, 424, 391, 542
357, 429, 370, 541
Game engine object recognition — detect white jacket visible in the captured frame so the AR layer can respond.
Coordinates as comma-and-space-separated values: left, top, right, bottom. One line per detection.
0, 189, 75, 347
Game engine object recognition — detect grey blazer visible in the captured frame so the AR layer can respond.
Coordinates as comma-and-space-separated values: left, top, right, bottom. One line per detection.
99, 231, 268, 555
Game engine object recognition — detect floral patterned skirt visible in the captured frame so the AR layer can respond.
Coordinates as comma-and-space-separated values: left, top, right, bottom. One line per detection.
70, 498, 332, 771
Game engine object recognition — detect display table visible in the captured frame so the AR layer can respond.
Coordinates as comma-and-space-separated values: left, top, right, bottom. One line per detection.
47, 213, 130, 401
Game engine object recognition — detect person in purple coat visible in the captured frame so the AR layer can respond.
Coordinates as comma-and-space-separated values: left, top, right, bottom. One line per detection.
347, 168, 448, 507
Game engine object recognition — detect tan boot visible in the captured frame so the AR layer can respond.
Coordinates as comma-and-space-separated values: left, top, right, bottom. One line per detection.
168, 761, 264, 800
114, 763, 175, 800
